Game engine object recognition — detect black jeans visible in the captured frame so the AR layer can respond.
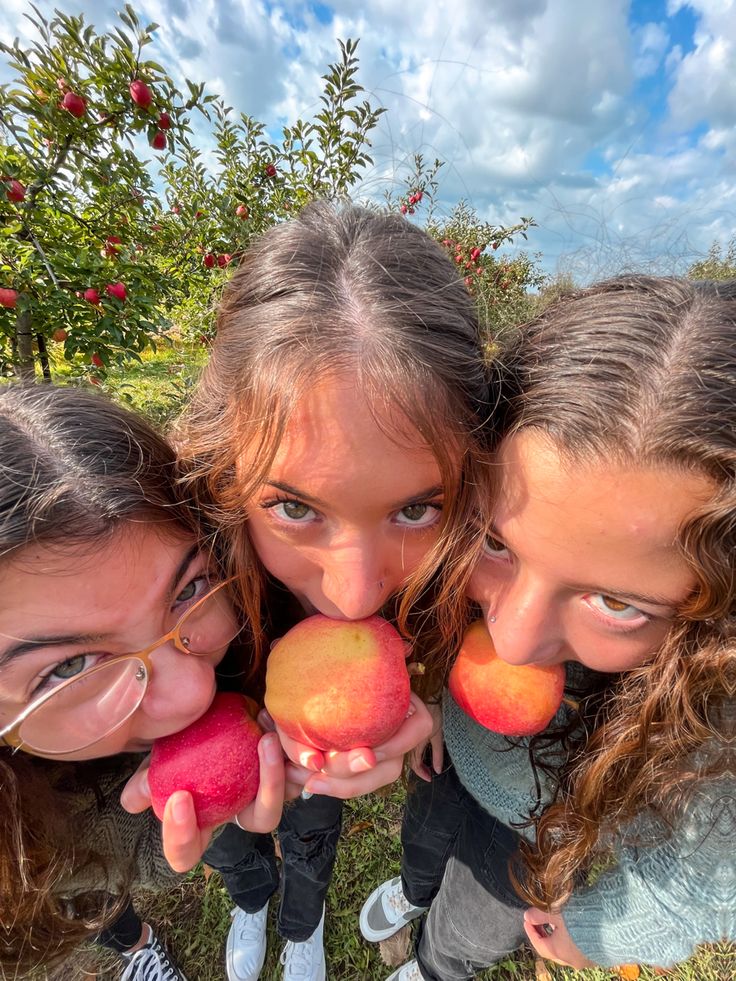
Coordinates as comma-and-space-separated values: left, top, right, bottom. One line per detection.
97, 898, 143, 953
401, 761, 527, 981
204, 793, 343, 942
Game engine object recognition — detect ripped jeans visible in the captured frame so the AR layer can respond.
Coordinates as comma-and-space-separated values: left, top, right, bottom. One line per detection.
203, 794, 343, 942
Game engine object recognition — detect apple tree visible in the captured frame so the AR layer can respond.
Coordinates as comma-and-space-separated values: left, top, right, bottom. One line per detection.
0, 4, 211, 379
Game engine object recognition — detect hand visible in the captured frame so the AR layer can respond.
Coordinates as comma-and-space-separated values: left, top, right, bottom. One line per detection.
523, 909, 597, 970
260, 693, 434, 799
408, 699, 443, 780
120, 731, 286, 873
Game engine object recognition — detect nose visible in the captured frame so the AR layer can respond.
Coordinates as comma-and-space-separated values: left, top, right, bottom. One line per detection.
488, 571, 564, 667
138, 641, 216, 722
320, 538, 392, 620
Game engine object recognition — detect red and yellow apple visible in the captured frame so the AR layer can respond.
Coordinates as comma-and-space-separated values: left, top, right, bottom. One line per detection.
448, 620, 564, 737
148, 693, 262, 829
265, 615, 410, 751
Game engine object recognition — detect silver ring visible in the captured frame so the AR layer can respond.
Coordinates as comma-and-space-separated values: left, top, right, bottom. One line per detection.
234, 813, 246, 831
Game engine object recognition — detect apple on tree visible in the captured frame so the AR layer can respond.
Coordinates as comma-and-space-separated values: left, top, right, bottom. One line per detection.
265, 615, 411, 752
151, 130, 167, 151
83, 287, 100, 304
129, 79, 153, 109
105, 282, 127, 302
0, 287, 18, 309
5, 179, 26, 203
60, 91, 86, 118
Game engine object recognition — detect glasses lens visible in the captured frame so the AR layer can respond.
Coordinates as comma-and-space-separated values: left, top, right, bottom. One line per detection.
177, 584, 242, 655
18, 658, 147, 755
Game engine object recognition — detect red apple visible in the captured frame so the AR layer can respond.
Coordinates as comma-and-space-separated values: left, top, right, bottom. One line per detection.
157, 111, 172, 130
60, 91, 86, 118
51, 328, 68, 342
91, 353, 104, 368
148, 693, 263, 829
265, 615, 411, 752
0, 288, 18, 309
448, 620, 565, 737
105, 282, 127, 302
129, 79, 153, 109
236, 204, 249, 219
203, 252, 215, 268
265, 163, 277, 178
171, 204, 181, 214
6, 180, 26, 203
103, 235, 121, 257
151, 130, 167, 151
83, 287, 100, 304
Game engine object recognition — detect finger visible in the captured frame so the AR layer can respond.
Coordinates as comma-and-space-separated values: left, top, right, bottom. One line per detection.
120, 759, 152, 813
407, 743, 432, 782
318, 746, 377, 778
302, 757, 404, 799
236, 732, 286, 834
523, 919, 551, 958
429, 731, 444, 773
161, 791, 211, 873
257, 708, 276, 732
275, 726, 325, 771
370, 697, 433, 761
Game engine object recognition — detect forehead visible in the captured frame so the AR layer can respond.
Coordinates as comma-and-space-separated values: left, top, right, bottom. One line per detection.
246, 375, 448, 497
495, 430, 714, 571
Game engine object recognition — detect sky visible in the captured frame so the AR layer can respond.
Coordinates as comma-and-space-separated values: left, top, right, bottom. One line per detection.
3, 0, 735, 280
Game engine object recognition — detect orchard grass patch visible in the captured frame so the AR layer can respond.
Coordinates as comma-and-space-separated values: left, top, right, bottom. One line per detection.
69, 783, 728, 980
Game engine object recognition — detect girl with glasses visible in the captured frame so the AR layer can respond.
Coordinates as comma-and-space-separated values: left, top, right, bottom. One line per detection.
124, 201, 495, 981
0, 384, 285, 980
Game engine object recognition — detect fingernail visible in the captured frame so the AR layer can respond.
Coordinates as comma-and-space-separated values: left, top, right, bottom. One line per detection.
171, 793, 190, 825
300, 790, 313, 800
263, 732, 281, 763
350, 754, 373, 773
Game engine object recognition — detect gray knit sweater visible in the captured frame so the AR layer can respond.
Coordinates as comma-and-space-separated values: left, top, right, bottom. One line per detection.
443, 688, 735, 967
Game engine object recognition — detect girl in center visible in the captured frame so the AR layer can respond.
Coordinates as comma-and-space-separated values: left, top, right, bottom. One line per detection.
173, 202, 495, 981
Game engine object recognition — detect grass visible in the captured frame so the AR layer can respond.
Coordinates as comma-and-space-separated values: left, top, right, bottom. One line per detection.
34, 347, 733, 980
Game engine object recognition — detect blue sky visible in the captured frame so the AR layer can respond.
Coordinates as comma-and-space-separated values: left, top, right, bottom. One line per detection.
3, 0, 735, 279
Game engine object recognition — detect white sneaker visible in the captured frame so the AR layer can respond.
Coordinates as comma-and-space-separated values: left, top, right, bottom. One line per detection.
279, 907, 326, 980
120, 923, 188, 980
226, 903, 269, 981
386, 961, 424, 981
386, 960, 423, 981
359, 877, 427, 943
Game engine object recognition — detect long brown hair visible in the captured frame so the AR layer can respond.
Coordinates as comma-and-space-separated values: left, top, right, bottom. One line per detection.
0, 384, 198, 972
176, 201, 496, 691
499, 276, 735, 907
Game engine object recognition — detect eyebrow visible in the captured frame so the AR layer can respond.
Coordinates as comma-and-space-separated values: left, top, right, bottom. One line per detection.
0, 544, 201, 669
264, 481, 445, 511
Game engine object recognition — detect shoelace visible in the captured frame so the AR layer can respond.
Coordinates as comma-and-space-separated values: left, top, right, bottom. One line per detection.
120, 940, 182, 981
279, 939, 315, 979
384, 880, 415, 917
233, 907, 268, 942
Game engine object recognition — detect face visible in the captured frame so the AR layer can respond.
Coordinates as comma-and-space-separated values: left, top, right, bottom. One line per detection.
243, 375, 451, 620
0, 524, 233, 761
468, 430, 714, 673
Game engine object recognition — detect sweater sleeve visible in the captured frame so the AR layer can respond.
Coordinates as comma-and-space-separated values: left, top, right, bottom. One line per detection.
563, 781, 736, 967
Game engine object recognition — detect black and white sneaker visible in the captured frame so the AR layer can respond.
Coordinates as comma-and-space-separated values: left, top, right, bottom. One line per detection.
119, 923, 188, 981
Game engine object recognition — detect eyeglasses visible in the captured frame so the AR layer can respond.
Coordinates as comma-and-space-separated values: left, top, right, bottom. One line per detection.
0, 578, 242, 756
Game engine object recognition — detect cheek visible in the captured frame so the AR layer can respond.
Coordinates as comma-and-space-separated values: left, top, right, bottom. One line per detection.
247, 520, 313, 581
466, 561, 504, 609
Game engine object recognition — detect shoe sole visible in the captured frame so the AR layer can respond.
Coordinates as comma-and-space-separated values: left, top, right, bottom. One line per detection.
358, 883, 426, 943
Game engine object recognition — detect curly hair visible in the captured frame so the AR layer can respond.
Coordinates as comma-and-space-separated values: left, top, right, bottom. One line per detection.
497, 276, 736, 908
175, 201, 497, 696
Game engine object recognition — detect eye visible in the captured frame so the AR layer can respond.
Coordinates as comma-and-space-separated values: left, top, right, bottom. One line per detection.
174, 575, 211, 607
34, 653, 104, 696
587, 594, 646, 622
262, 497, 317, 523
395, 503, 442, 527
483, 534, 511, 560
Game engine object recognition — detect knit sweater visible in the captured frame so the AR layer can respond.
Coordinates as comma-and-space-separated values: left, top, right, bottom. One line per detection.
443, 686, 735, 967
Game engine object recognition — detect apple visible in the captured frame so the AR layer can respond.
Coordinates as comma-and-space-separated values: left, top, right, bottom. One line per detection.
148, 693, 263, 829
265, 615, 411, 752
51, 328, 68, 342
265, 163, 277, 178
236, 204, 249, 219
105, 282, 127, 302
91, 353, 104, 368
448, 620, 565, 737
83, 288, 100, 304
171, 204, 181, 215
103, 235, 121, 257
0, 288, 18, 309
60, 91, 86, 118
151, 130, 167, 151
203, 252, 215, 268
6, 180, 26, 203
129, 79, 153, 109
157, 111, 172, 130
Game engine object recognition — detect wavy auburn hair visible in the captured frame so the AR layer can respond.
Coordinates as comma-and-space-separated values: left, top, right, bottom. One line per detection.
500, 276, 736, 908
176, 201, 496, 692
0, 385, 198, 972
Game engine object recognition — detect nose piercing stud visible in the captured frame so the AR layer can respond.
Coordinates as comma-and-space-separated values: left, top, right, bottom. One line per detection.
489, 615, 497, 624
